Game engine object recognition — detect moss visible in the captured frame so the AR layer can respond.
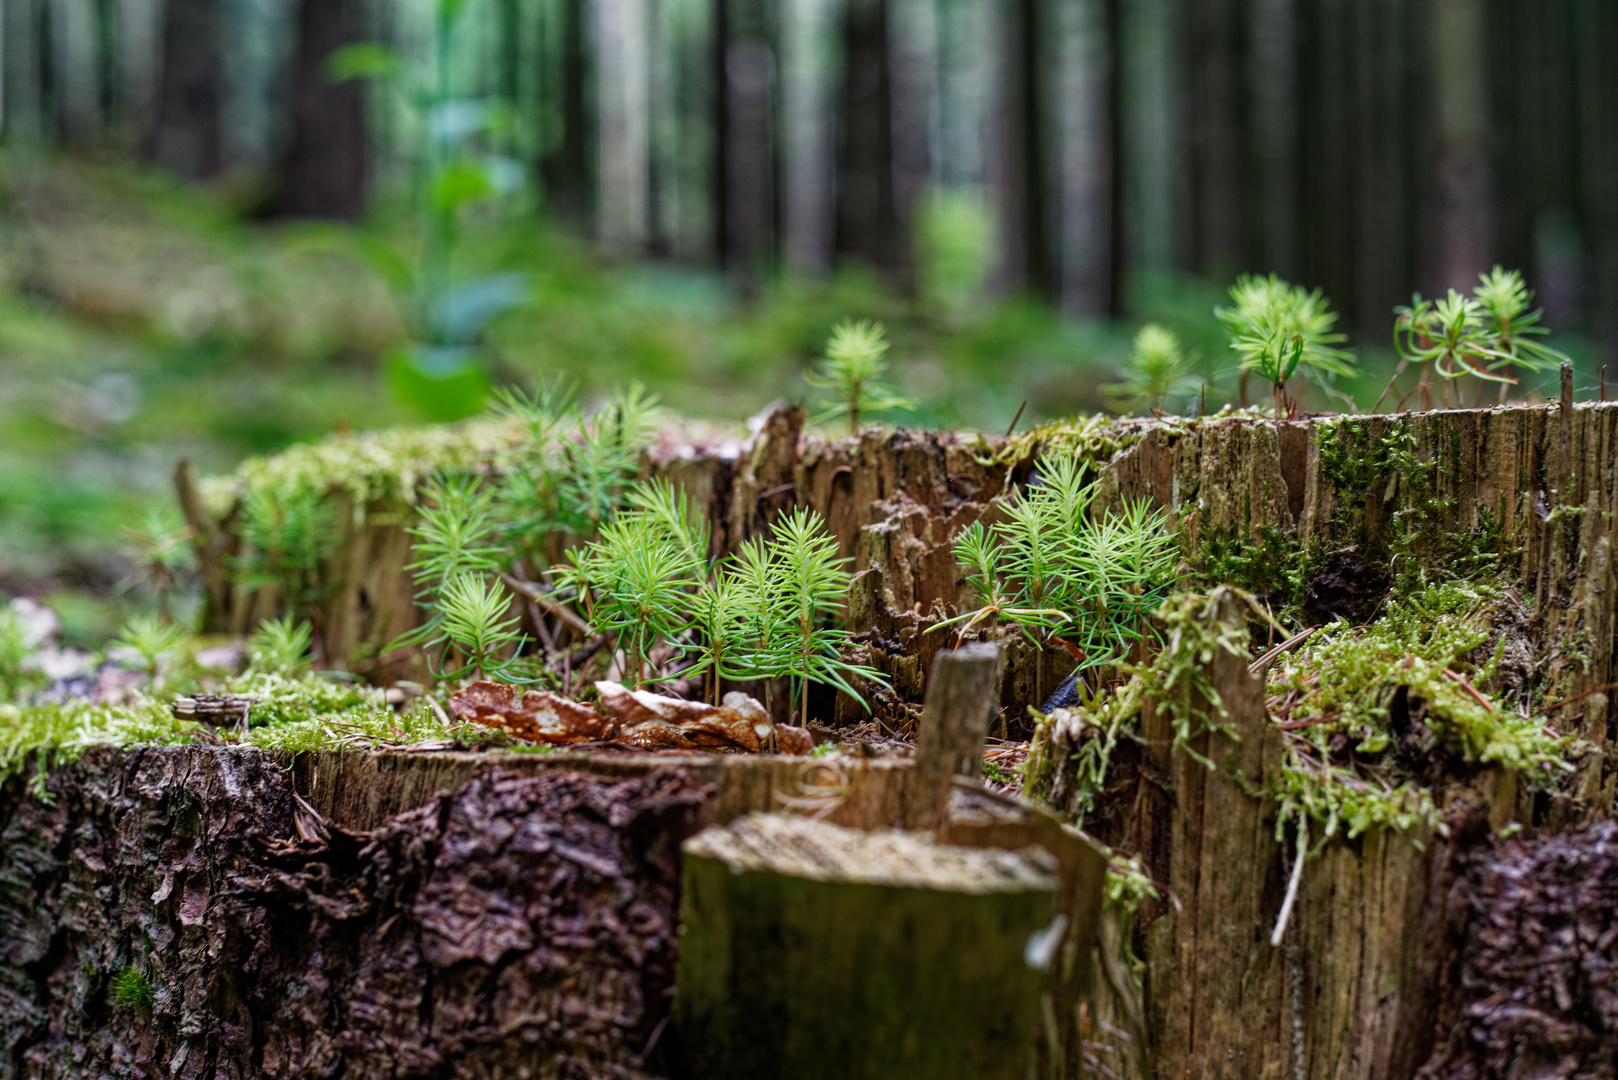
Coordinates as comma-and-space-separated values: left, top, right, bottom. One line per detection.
1190, 524, 1309, 613
983, 412, 1148, 470
201, 417, 521, 519
112, 967, 154, 1011
0, 697, 199, 801
1266, 582, 1573, 845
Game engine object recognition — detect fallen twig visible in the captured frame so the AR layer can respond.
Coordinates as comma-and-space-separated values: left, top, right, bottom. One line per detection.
1250, 626, 1320, 678
1442, 667, 1494, 712
1270, 816, 1308, 947
1533, 681, 1618, 716
500, 572, 594, 636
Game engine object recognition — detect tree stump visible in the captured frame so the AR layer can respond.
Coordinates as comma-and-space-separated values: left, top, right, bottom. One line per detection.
672, 813, 1063, 1079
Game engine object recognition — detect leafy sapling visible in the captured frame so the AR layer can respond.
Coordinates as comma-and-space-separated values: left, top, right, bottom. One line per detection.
436, 573, 525, 682
1102, 324, 1201, 415
1473, 266, 1567, 398
1217, 275, 1356, 417
236, 482, 336, 616
806, 320, 914, 432
120, 510, 195, 617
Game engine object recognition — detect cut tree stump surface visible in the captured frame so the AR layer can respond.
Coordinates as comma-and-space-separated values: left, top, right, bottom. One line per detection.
673, 813, 1061, 1080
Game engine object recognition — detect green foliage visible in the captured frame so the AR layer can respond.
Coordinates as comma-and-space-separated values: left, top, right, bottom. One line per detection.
119, 509, 195, 614
0, 608, 38, 700
0, 696, 198, 801
114, 614, 189, 683
112, 967, 154, 1010
1102, 324, 1201, 415
805, 320, 913, 432
1135, 589, 1250, 765
235, 482, 336, 613
1217, 274, 1356, 414
941, 457, 1179, 669
248, 614, 313, 676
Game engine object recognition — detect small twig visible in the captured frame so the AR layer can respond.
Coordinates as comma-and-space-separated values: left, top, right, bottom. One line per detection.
1534, 682, 1618, 716
426, 694, 453, 728
1004, 400, 1028, 438
500, 571, 594, 636
1270, 816, 1308, 947
1442, 667, 1494, 712
1250, 626, 1320, 678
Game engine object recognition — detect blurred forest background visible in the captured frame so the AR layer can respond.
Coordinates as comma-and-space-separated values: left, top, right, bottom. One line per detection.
0, 0, 1615, 639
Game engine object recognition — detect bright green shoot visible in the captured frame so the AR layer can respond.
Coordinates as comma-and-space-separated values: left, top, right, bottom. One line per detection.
1217, 274, 1356, 417
1378, 267, 1567, 411
1102, 324, 1201, 415
248, 614, 314, 676
939, 456, 1178, 694
120, 509, 195, 616
437, 572, 524, 682
116, 614, 189, 684
806, 320, 914, 432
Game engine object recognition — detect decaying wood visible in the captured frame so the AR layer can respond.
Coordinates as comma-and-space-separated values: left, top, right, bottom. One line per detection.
672, 812, 1061, 1080
906, 641, 1004, 832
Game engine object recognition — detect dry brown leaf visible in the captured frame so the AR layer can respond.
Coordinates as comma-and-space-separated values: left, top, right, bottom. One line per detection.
449, 681, 615, 744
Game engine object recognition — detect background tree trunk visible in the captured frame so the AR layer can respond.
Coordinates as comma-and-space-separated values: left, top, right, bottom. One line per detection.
780, 0, 839, 275
261, 0, 369, 220
835, 0, 896, 274
143, 0, 224, 179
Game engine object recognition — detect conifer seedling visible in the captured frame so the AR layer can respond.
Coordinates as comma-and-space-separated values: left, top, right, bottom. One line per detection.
1217, 275, 1356, 417
1102, 324, 1201, 415
806, 320, 913, 432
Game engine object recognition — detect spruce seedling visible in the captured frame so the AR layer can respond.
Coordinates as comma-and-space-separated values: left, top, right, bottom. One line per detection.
248, 614, 314, 676
436, 572, 524, 682
120, 510, 195, 617
1473, 267, 1568, 401
115, 614, 189, 684
1102, 324, 1201, 415
1217, 275, 1356, 417
806, 320, 913, 432
236, 483, 336, 614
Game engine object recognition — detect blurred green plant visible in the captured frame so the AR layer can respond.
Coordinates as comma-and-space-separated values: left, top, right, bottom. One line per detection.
115, 613, 189, 684
1217, 275, 1356, 417
235, 483, 337, 618
1102, 324, 1202, 415
914, 190, 993, 317
247, 614, 314, 676
805, 320, 913, 432
330, 0, 527, 420
119, 510, 195, 618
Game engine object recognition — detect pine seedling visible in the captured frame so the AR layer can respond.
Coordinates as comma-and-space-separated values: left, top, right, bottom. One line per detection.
562, 509, 704, 686
237, 483, 336, 612
116, 614, 189, 684
1217, 275, 1356, 417
939, 456, 1179, 691
766, 509, 875, 722
1102, 324, 1201, 415
120, 510, 195, 617
406, 471, 504, 595
436, 572, 524, 682
490, 378, 579, 559
248, 614, 314, 676
554, 383, 660, 534
688, 574, 750, 704
1388, 291, 1497, 410
806, 320, 914, 432
1473, 267, 1568, 401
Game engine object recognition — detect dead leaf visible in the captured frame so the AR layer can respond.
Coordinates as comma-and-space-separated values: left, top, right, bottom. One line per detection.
449, 681, 615, 744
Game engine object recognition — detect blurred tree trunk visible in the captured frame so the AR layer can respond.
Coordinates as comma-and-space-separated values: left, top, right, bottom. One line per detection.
1245, 0, 1296, 279
1182, 0, 1242, 281
835, 0, 897, 274
888, 0, 937, 284
541, 0, 592, 229
988, 0, 1050, 298
48, 0, 100, 144
4, 0, 43, 143
1117, 0, 1177, 277
115, 0, 162, 148
262, 0, 368, 220
596, 0, 650, 251
144, 0, 223, 179
716, 0, 775, 288
1053, 0, 1111, 314
1428, 0, 1491, 293
780, 0, 838, 275
1575, 0, 1618, 370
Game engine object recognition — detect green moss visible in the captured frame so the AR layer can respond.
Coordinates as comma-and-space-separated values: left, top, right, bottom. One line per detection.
112, 967, 154, 1010
983, 412, 1148, 469
1191, 524, 1309, 612
0, 697, 199, 801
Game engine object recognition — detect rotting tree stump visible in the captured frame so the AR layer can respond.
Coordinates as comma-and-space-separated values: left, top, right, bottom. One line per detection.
135, 400, 1618, 1078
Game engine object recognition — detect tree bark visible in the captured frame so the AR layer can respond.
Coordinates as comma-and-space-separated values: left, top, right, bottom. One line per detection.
541, 0, 593, 228
261, 0, 370, 220
596, 0, 650, 251
780, 0, 839, 275
835, 0, 897, 274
